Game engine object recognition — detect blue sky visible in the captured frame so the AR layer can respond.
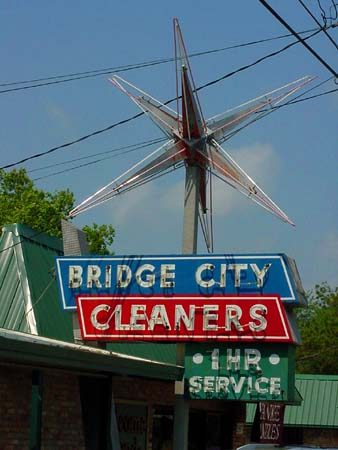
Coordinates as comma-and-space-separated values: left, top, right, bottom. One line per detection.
1, 0, 337, 290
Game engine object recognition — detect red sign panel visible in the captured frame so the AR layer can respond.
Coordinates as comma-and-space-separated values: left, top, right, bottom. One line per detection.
76, 295, 293, 342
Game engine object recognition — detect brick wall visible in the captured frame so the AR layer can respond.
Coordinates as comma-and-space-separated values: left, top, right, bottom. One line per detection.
112, 376, 247, 450
303, 427, 338, 447
230, 404, 248, 449
0, 365, 31, 450
0, 366, 249, 450
112, 376, 175, 404
41, 371, 85, 450
0, 364, 85, 450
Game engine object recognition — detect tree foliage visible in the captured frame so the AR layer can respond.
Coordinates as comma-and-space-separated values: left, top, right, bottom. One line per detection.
0, 169, 115, 255
0, 168, 74, 238
296, 282, 338, 374
82, 223, 115, 255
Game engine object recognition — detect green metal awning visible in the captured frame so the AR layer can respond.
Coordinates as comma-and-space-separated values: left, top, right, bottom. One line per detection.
246, 374, 338, 428
0, 328, 183, 381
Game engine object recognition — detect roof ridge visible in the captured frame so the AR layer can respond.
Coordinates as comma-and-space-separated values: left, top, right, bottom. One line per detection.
2, 223, 63, 253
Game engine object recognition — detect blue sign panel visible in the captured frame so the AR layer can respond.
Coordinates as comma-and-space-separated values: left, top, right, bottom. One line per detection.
56, 254, 305, 311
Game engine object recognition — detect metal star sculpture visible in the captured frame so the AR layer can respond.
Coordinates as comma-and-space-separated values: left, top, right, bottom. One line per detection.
70, 19, 313, 236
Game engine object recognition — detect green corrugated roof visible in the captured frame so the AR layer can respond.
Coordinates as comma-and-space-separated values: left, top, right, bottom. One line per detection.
0, 224, 72, 341
107, 342, 176, 365
0, 224, 178, 364
246, 374, 338, 428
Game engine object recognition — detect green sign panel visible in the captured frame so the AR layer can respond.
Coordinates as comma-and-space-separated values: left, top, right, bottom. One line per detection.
185, 343, 295, 402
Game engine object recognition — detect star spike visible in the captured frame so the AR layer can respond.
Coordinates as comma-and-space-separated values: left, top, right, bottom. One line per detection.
70, 18, 312, 228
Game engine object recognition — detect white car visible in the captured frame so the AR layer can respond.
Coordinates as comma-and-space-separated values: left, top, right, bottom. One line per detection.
237, 445, 338, 450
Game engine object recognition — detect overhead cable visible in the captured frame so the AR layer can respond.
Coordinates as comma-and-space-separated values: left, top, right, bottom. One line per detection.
29, 137, 165, 174
221, 77, 336, 143
32, 80, 336, 182
297, 0, 338, 51
32, 138, 166, 181
258, 0, 338, 78
0, 26, 322, 94
195, 27, 322, 92
1, 25, 329, 171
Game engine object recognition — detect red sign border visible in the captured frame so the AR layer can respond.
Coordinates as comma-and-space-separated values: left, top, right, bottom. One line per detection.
75, 294, 293, 343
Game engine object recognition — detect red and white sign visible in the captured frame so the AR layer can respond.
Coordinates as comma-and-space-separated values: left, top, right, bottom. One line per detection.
76, 295, 293, 342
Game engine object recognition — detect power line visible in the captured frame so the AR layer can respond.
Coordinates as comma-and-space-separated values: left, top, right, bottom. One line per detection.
0, 26, 321, 94
0, 229, 45, 255
33, 85, 338, 182
28, 137, 165, 173
0, 59, 172, 94
196, 27, 322, 92
221, 77, 336, 143
1, 25, 328, 171
32, 138, 166, 181
0, 111, 144, 170
258, 0, 338, 78
297, 0, 338, 51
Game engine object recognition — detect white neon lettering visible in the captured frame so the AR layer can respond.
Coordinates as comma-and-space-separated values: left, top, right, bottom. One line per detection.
116, 265, 132, 288
203, 305, 219, 330
255, 377, 269, 394
69, 265, 83, 288
250, 263, 272, 288
249, 304, 267, 331
136, 264, 155, 288
160, 264, 176, 288
148, 305, 171, 330
130, 305, 147, 330
195, 264, 215, 288
228, 264, 248, 287
189, 376, 202, 393
174, 305, 195, 331
227, 348, 241, 371
244, 348, 262, 370
87, 265, 102, 288
90, 304, 110, 330
225, 305, 243, 331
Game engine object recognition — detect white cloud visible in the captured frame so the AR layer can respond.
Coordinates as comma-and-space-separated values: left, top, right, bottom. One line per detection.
102, 141, 281, 254
45, 103, 75, 132
212, 142, 280, 217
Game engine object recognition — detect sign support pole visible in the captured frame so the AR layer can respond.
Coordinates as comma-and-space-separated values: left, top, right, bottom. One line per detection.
181, 165, 200, 254
173, 165, 200, 450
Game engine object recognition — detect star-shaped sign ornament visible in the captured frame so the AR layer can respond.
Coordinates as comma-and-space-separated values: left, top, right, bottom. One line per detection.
70, 19, 313, 231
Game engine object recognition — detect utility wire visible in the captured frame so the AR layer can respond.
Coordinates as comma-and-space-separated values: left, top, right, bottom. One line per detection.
0, 26, 322, 94
297, 0, 338, 51
258, 0, 338, 78
1, 25, 329, 172
195, 27, 322, 92
32, 138, 166, 181
28, 137, 165, 174
221, 77, 336, 143
0, 59, 172, 94
17, 271, 55, 331
0, 229, 45, 255
33, 84, 337, 182
0, 111, 144, 170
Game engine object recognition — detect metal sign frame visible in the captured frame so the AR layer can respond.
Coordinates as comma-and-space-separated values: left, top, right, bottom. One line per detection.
75, 294, 294, 342
56, 253, 306, 311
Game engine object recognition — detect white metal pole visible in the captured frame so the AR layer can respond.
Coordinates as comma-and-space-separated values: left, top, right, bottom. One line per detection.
173, 164, 200, 450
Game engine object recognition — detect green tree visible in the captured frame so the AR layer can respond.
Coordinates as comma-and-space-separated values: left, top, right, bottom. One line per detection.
0, 168, 115, 255
296, 282, 338, 374
82, 223, 115, 255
